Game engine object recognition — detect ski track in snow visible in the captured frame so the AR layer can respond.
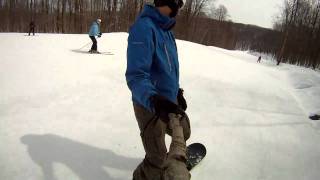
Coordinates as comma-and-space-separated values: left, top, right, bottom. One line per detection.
0, 33, 319, 180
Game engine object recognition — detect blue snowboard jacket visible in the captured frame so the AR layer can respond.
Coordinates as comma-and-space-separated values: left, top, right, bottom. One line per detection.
126, 5, 180, 111
89, 21, 100, 36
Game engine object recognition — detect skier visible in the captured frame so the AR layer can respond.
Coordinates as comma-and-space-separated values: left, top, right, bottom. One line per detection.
257, 56, 262, 63
28, 21, 35, 36
88, 18, 102, 53
126, 0, 190, 179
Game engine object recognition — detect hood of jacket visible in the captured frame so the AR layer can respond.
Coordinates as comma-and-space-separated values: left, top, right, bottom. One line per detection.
139, 4, 176, 30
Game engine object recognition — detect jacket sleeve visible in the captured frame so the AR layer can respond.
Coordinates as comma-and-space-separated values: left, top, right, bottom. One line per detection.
126, 21, 157, 111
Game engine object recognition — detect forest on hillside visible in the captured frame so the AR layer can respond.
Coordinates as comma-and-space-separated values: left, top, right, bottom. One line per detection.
0, 0, 319, 69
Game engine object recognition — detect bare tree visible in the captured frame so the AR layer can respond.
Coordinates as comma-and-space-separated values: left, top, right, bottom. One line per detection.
272, 0, 320, 68
276, 0, 300, 65
213, 5, 229, 21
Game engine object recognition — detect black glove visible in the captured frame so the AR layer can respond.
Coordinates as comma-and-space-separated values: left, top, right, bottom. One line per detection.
151, 95, 185, 123
98, 32, 102, 38
177, 88, 187, 111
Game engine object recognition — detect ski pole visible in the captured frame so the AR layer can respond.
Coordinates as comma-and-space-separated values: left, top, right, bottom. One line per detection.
78, 41, 92, 50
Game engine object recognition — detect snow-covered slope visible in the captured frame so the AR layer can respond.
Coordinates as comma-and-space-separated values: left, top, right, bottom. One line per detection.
0, 33, 319, 180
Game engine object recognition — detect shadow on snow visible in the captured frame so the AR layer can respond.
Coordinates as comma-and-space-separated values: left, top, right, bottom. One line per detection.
21, 134, 140, 180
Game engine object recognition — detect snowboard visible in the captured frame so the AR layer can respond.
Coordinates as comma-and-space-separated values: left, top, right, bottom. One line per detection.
186, 143, 206, 171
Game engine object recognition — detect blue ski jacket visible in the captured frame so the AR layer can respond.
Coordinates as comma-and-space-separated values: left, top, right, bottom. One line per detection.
126, 5, 180, 111
89, 21, 100, 36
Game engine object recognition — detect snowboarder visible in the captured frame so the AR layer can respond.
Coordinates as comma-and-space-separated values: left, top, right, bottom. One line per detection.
88, 18, 102, 53
257, 56, 262, 63
28, 21, 35, 36
125, 0, 190, 179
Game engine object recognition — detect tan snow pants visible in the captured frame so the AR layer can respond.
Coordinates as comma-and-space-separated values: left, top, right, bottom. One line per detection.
132, 103, 191, 180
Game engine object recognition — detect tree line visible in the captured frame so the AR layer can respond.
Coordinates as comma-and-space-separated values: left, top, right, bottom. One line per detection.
0, 0, 146, 33
0, 0, 236, 48
273, 0, 320, 69
0, 0, 319, 69
222, 0, 320, 69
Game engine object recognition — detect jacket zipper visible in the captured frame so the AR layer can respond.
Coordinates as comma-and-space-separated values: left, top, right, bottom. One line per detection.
164, 44, 172, 72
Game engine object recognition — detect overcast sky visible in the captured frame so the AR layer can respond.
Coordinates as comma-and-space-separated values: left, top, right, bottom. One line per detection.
215, 0, 283, 28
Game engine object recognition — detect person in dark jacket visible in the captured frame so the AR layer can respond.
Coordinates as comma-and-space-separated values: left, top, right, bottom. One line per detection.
28, 21, 35, 36
88, 18, 102, 53
126, 0, 190, 179
257, 56, 262, 63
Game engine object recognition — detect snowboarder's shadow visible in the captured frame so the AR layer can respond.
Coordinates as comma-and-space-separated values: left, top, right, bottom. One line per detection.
21, 134, 140, 180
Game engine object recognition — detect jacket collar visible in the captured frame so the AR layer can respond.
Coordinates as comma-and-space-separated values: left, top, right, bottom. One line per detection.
140, 5, 176, 30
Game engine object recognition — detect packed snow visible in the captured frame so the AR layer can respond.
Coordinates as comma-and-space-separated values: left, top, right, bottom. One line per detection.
0, 33, 319, 180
